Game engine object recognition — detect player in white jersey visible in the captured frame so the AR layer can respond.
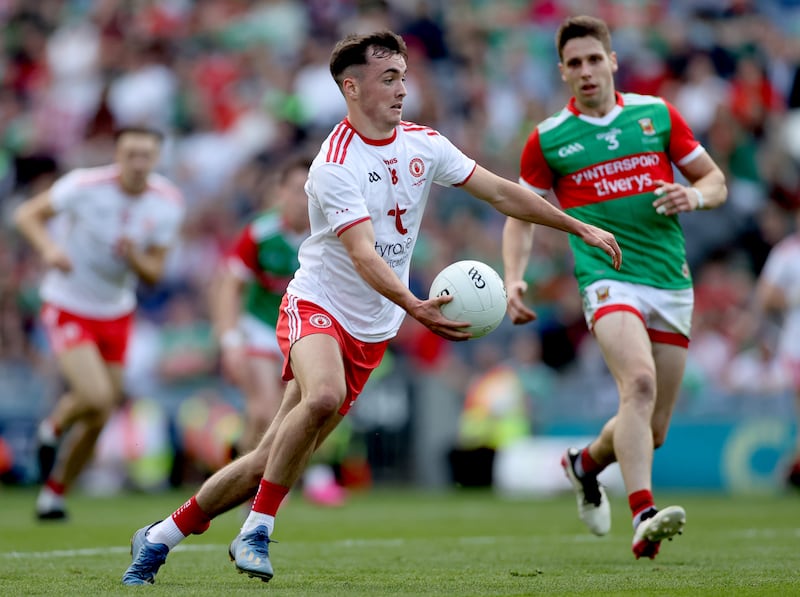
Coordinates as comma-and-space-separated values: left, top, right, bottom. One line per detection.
122, 30, 621, 586
755, 207, 800, 488
13, 127, 185, 520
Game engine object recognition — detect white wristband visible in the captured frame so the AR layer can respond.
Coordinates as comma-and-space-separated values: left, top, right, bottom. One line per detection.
220, 329, 245, 348
693, 187, 705, 210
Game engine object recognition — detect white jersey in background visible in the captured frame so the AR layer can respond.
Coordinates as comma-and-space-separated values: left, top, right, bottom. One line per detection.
40, 165, 185, 319
761, 234, 800, 360
288, 119, 476, 342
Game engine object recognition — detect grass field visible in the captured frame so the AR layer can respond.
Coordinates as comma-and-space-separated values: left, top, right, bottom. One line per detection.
1, 486, 798, 596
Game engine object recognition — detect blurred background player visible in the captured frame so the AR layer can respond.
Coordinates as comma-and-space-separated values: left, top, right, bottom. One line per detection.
754, 206, 800, 488
122, 29, 621, 586
503, 15, 728, 559
13, 127, 185, 520
211, 154, 345, 506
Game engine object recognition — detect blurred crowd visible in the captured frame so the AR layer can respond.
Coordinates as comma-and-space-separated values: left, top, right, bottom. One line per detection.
2, 0, 800, 479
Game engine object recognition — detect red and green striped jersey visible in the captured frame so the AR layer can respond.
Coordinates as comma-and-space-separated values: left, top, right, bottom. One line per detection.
520, 92, 703, 291
227, 209, 306, 327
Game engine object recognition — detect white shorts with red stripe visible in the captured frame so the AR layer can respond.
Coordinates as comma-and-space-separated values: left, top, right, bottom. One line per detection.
582, 280, 693, 348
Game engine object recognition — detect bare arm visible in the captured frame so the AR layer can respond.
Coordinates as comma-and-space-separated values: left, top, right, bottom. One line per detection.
652, 151, 727, 215
755, 279, 788, 313
502, 217, 537, 324
462, 165, 621, 269
338, 220, 471, 341
13, 190, 72, 271
210, 262, 249, 383
212, 263, 247, 341
116, 240, 170, 286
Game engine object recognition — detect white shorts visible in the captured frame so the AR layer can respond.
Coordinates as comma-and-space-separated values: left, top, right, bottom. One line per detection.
582, 280, 694, 347
239, 313, 281, 358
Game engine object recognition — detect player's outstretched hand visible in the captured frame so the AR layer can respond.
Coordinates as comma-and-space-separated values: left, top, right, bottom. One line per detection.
578, 224, 622, 270
506, 280, 537, 325
408, 295, 472, 341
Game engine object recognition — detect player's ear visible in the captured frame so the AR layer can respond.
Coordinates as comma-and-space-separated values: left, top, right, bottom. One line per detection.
342, 76, 358, 100
558, 62, 566, 82
609, 51, 619, 74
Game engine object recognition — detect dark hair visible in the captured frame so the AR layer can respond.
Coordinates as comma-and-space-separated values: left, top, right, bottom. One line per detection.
113, 126, 165, 144
329, 30, 408, 89
277, 154, 313, 185
555, 16, 612, 61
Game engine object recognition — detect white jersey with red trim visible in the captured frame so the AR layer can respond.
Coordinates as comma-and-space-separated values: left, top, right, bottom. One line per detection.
761, 234, 800, 359
40, 164, 185, 319
288, 119, 476, 342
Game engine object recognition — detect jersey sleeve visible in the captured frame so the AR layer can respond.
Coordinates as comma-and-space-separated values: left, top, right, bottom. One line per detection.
666, 101, 703, 166
227, 224, 258, 280
49, 169, 86, 212
307, 163, 371, 235
519, 128, 553, 193
429, 133, 477, 187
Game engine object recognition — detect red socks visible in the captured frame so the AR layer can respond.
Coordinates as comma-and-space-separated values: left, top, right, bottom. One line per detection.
45, 478, 65, 495
171, 496, 211, 536
252, 480, 289, 516
628, 489, 655, 519
580, 448, 604, 476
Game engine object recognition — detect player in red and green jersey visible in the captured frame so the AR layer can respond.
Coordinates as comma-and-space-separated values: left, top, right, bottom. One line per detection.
212, 156, 312, 459
503, 15, 727, 560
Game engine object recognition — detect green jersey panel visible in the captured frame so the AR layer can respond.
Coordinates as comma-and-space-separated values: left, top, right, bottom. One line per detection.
233, 210, 305, 327
526, 93, 701, 291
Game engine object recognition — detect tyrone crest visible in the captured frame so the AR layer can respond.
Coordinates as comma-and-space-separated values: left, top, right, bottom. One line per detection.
309, 313, 333, 328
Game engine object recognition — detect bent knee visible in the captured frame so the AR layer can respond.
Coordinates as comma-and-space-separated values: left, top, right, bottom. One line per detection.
304, 388, 345, 421
620, 370, 656, 403
80, 393, 118, 421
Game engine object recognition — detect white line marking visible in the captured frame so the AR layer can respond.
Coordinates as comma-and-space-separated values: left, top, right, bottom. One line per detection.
0, 534, 599, 559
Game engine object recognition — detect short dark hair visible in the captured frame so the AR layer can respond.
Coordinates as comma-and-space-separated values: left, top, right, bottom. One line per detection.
113, 126, 165, 144
555, 16, 612, 61
277, 154, 313, 185
329, 30, 408, 90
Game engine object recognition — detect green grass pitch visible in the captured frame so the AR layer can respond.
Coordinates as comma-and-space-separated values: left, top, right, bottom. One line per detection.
1, 486, 798, 596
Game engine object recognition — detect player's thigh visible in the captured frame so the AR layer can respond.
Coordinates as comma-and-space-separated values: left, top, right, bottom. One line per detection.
288, 333, 347, 401
57, 343, 117, 405
592, 311, 655, 384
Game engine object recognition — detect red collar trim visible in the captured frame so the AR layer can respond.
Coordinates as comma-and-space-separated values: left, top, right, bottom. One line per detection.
344, 118, 396, 146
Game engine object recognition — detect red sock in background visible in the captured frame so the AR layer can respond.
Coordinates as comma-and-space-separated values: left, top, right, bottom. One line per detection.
580, 448, 604, 476
45, 478, 65, 496
172, 496, 211, 535
252, 480, 289, 516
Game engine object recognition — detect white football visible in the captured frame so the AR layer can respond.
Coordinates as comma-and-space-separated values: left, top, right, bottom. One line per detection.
429, 260, 507, 339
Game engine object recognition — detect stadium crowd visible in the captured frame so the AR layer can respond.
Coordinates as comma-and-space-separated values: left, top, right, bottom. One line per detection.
1, 0, 799, 485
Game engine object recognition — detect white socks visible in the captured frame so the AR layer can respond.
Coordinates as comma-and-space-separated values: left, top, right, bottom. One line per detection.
240, 512, 275, 536
36, 486, 64, 512
38, 420, 58, 445
146, 517, 187, 550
